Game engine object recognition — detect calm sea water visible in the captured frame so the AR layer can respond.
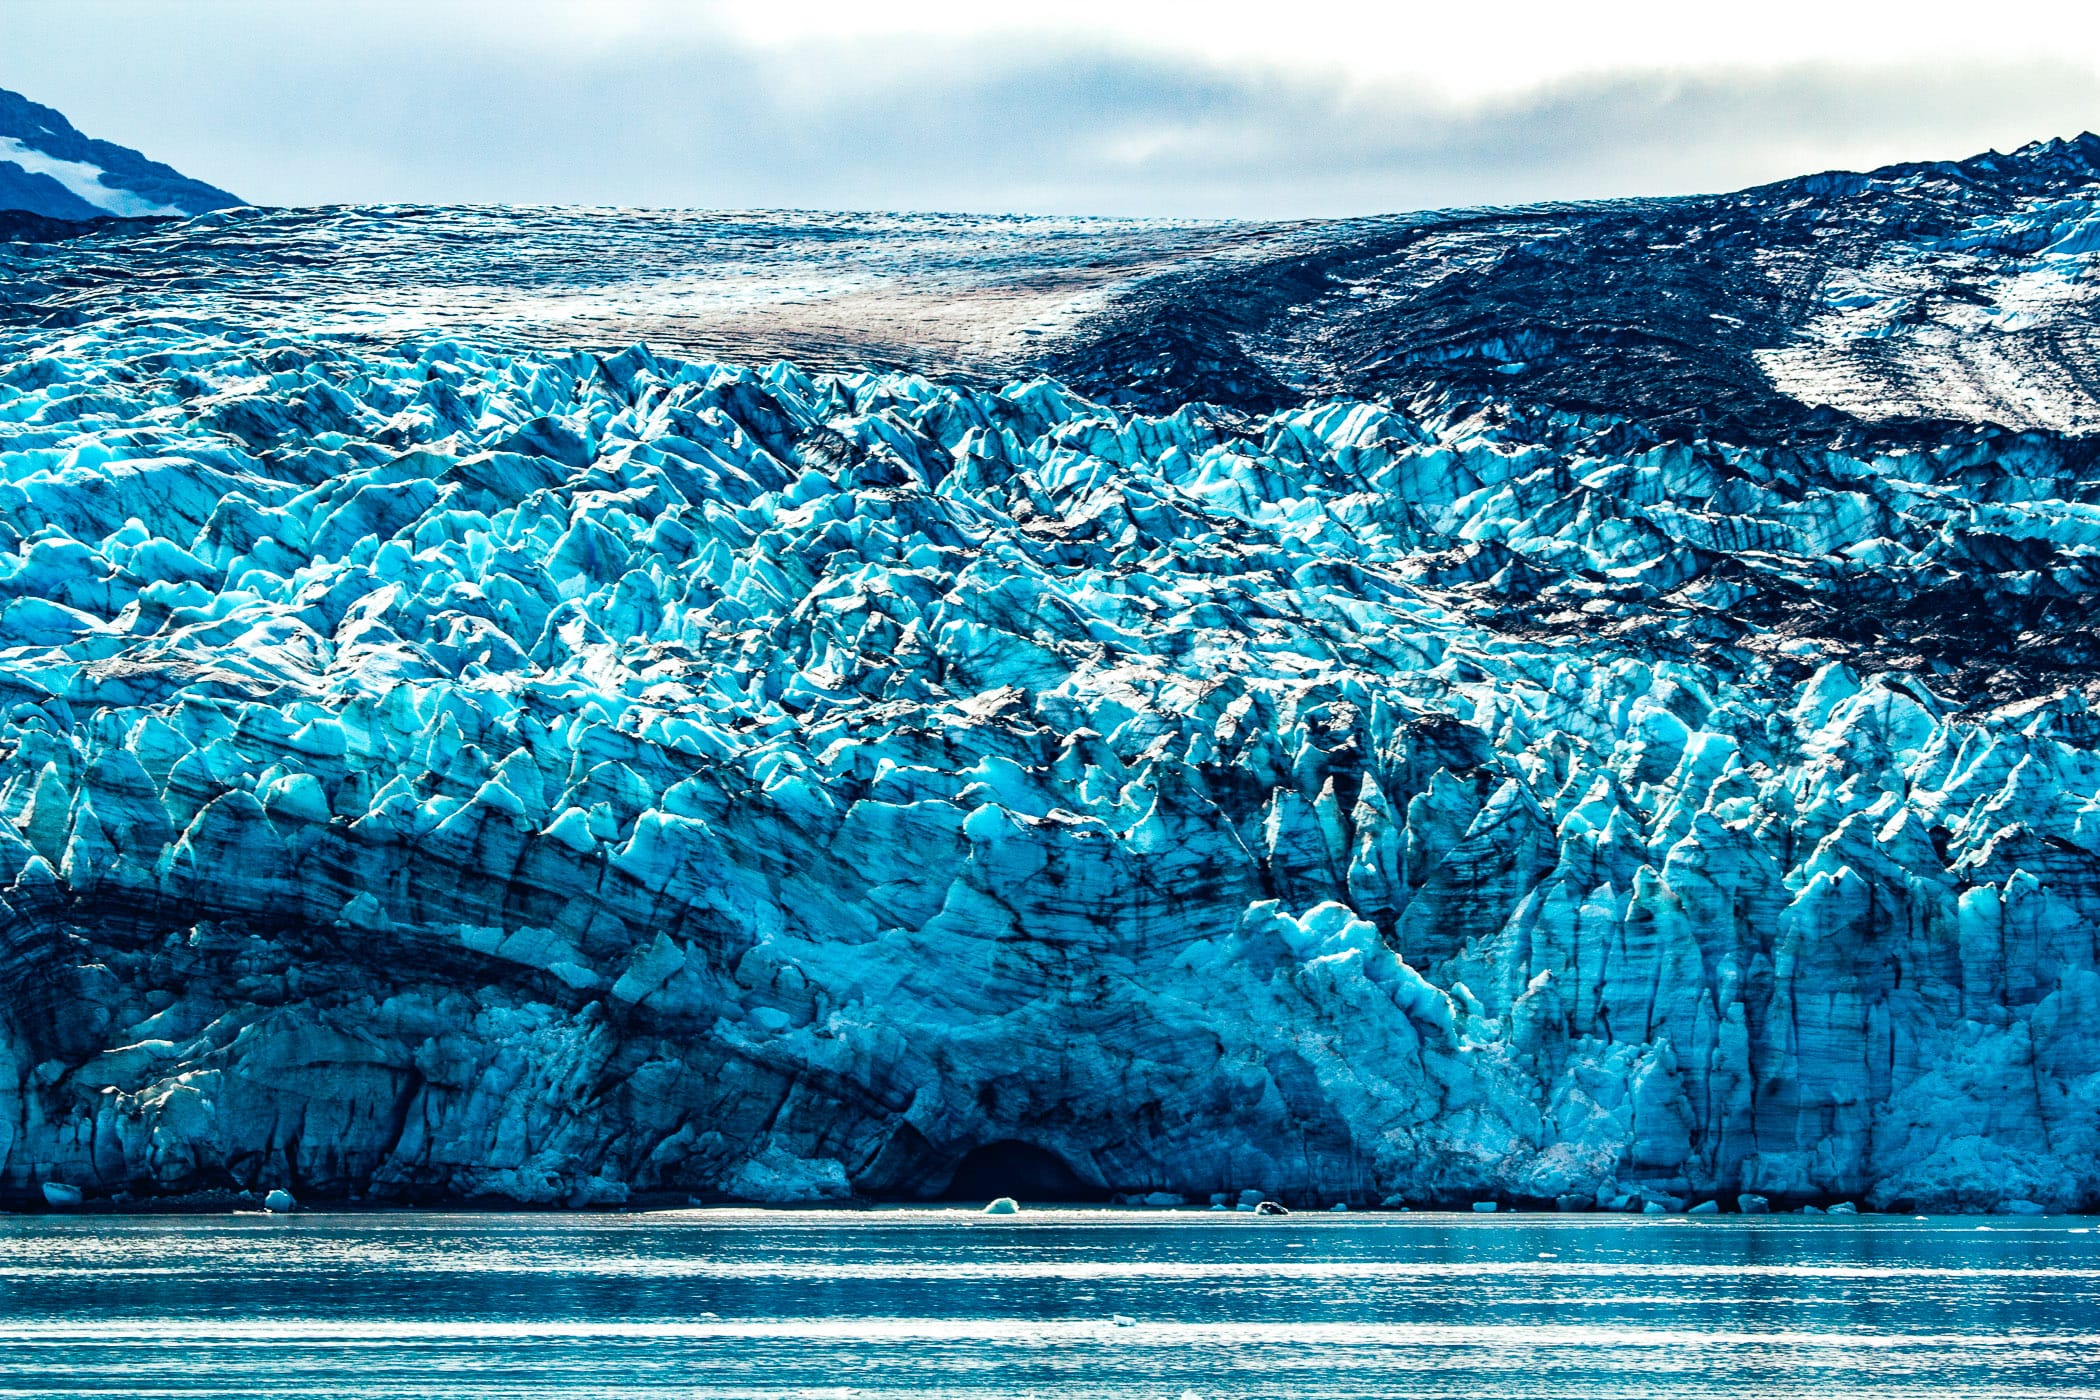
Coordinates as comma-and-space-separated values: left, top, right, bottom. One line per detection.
0, 1211, 2095, 1398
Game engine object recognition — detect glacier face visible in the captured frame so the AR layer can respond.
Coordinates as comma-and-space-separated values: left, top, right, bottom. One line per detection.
4, 323, 2100, 1214
3, 135, 2100, 1214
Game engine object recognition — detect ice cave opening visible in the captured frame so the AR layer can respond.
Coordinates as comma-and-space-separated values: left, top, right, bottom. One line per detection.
938, 1141, 1108, 1204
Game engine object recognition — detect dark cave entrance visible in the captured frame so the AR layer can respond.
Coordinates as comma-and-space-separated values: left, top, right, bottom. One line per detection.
940, 1140, 1108, 1203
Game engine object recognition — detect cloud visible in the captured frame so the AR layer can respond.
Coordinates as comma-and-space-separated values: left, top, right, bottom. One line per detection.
3, 0, 2096, 215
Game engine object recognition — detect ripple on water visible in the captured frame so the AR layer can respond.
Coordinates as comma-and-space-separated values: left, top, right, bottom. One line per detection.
0, 1213, 2093, 1397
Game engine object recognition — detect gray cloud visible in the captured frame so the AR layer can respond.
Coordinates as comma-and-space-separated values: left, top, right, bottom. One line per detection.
4, 1, 2096, 215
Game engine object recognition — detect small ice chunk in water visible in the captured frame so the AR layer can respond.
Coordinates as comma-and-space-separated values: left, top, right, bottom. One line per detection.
1738, 1193, 1770, 1214
1112, 1314, 1136, 1327
1472, 1201, 1498, 1213
41, 1183, 82, 1208
1237, 1189, 1264, 1207
264, 1189, 296, 1213
1828, 1201, 1858, 1215
1330, 1202, 1349, 1212
1687, 1200, 1719, 1215
1998, 1199, 2046, 1216
983, 1197, 1019, 1215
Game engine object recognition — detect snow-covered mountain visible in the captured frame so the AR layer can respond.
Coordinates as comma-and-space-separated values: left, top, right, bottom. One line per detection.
3, 127, 2100, 1215
0, 85, 241, 220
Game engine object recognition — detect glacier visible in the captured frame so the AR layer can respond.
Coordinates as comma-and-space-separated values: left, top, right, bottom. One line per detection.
3, 136, 2100, 1214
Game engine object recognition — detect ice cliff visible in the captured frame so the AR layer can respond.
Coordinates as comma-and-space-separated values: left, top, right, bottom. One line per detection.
3, 137, 2100, 1214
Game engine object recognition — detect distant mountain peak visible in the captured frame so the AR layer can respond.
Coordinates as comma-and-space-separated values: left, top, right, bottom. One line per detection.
0, 85, 242, 220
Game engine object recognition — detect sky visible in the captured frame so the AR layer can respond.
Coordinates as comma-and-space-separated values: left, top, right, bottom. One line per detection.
5, 0, 2099, 217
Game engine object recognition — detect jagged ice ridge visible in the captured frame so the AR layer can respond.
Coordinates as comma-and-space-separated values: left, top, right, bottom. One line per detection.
4, 318, 2100, 1214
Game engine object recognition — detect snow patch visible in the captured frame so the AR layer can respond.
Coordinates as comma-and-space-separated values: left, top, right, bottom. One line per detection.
0, 137, 184, 218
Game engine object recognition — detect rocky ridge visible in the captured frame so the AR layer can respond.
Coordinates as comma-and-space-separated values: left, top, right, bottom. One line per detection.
0, 86, 242, 222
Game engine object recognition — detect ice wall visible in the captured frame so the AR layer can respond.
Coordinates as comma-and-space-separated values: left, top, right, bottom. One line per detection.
2, 328, 2098, 1211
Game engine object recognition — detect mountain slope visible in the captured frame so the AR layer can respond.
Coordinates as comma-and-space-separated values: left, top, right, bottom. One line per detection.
0, 85, 242, 219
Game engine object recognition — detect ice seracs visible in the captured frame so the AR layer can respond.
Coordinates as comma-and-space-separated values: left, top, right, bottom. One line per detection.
2, 311, 2100, 1216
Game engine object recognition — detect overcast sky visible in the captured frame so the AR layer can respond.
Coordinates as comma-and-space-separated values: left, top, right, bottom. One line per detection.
6, 0, 2099, 217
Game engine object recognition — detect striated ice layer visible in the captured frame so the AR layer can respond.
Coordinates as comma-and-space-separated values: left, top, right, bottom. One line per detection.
3, 326, 2099, 1213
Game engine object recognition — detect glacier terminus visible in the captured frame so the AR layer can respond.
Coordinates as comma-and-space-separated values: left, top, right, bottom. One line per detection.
3, 129, 2100, 1217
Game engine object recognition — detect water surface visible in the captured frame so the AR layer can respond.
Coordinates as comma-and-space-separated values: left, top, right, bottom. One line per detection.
1, 1211, 2094, 1398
